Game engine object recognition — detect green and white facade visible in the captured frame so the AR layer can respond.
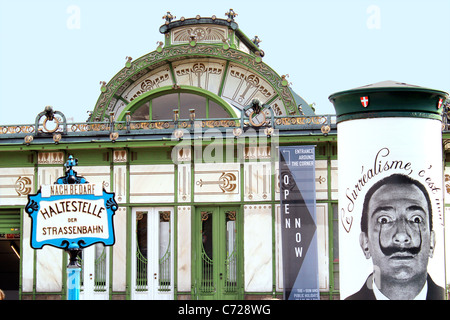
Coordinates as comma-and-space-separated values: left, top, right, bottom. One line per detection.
0, 12, 448, 300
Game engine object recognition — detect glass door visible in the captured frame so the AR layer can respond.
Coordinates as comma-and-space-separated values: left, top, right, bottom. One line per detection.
194, 206, 242, 300
131, 207, 174, 300
79, 243, 109, 300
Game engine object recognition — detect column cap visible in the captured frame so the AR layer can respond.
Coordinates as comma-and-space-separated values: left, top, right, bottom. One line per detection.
328, 80, 448, 123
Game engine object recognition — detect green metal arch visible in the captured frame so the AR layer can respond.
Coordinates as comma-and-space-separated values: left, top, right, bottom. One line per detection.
117, 85, 239, 121
92, 44, 298, 121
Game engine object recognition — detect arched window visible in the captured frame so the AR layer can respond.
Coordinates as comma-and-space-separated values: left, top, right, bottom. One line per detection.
122, 87, 236, 121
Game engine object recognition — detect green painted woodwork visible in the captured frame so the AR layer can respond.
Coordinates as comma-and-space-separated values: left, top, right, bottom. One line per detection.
329, 81, 448, 123
0, 209, 20, 234
0, 151, 34, 167
0, 134, 337, 155
192, 206, 243, 300
117, 85, 238, 121
129, 147, 173, 164
11, 138, 342, 300
69, 149, 111, 166
92, 44, 299, 121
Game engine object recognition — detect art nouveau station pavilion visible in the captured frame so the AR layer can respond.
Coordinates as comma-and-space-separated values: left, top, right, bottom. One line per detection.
0, 11, 448, 300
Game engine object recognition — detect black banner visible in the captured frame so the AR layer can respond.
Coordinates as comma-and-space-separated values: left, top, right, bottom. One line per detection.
279, 146, 319, 300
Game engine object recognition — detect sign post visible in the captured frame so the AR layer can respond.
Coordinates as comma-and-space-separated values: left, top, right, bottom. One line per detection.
67, 242, 82, 300
26, 155, 118, 300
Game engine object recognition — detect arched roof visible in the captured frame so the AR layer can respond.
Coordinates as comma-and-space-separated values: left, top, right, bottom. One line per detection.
90, 11, 312, 122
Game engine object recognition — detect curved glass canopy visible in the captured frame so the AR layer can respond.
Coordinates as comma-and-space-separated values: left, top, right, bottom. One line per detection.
118, 86, 237, 121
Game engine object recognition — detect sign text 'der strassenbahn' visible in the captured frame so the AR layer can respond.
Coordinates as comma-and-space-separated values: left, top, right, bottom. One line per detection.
26, 181, 117, 249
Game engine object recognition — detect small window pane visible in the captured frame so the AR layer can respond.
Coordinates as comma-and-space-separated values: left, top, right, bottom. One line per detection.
130, 92, 232, 121
131, 102, 149, 120
209, 100, 230, 118
159, 211, 171, 289
136, 212, 148, 290
152, 94, 178, 120
180, 93, 206, 119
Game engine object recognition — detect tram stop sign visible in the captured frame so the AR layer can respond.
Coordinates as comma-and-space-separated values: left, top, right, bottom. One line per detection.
26, 156, 118, 250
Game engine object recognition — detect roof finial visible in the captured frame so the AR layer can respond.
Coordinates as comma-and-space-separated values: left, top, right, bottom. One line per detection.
225, 9, 237, 21
163, 11, 176, 24
125, 56, 132, 68
99, 81, 107, 93
252, 36, 261, 47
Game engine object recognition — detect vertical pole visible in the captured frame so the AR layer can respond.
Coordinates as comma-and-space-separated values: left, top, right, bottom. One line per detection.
67, 243, 82, 300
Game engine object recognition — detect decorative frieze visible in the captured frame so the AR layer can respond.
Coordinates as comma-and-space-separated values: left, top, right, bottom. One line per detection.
244, 162, 271, 201
38, 152, 65, 165
172, 25, 228, 44
221, 63, 275, 109
243, 146, 271, 160
113, 150, 127, 163
194, 163, 240, 202
92, 44, 297, 120
172, 60, 225, 93
0, 168, 34, 205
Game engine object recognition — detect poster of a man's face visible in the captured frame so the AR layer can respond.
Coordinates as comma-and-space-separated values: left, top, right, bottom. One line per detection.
345, 174, 444, 300
337, 117, 445, 300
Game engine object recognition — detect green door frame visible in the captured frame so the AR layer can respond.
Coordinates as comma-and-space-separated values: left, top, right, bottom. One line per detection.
192, 206, 243, 300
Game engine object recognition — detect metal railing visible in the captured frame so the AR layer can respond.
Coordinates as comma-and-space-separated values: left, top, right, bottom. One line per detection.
0, 111, 337, 142
136, 245, 148, 291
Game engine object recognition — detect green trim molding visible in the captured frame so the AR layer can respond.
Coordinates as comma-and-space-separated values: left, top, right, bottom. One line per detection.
92, 45, 299, 121
117, 85, 238, 121
328, 80, 449, 123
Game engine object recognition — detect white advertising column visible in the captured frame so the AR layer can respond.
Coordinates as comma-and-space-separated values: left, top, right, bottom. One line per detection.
329, 81, 448, 300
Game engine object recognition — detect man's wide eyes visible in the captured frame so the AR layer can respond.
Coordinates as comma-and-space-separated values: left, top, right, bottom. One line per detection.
377, 216, 392, 224
410, 215, 423, 224
377, 215, 423, 224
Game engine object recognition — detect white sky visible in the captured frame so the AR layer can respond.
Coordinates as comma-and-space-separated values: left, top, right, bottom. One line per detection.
1, 0, 449, 125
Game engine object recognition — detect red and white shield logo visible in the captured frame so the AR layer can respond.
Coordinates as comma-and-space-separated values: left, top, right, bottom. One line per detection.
360, 96, 369, 108
438, 98, 443, 109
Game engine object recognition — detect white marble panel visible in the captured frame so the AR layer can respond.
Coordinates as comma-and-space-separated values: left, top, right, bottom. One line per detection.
244, 205, 272, 292
76, 166, 111, 191
0, 167, 34, 206
331, 160, 338, 200
38, 167, 63, 186
21, 208, 34, 292
129, 165, 174, 203
112, 207, 127, 292
316, 203, 329, 291
275, 167, 280, 202
32, 167, 64, 292
244, 162, 271, 201
36, 246, 62, 292
177, 164, 191, 202
177, 206, 191, 291
194, 163, 240, 202
315, 160, 328, 200
113, 165, 127, 203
